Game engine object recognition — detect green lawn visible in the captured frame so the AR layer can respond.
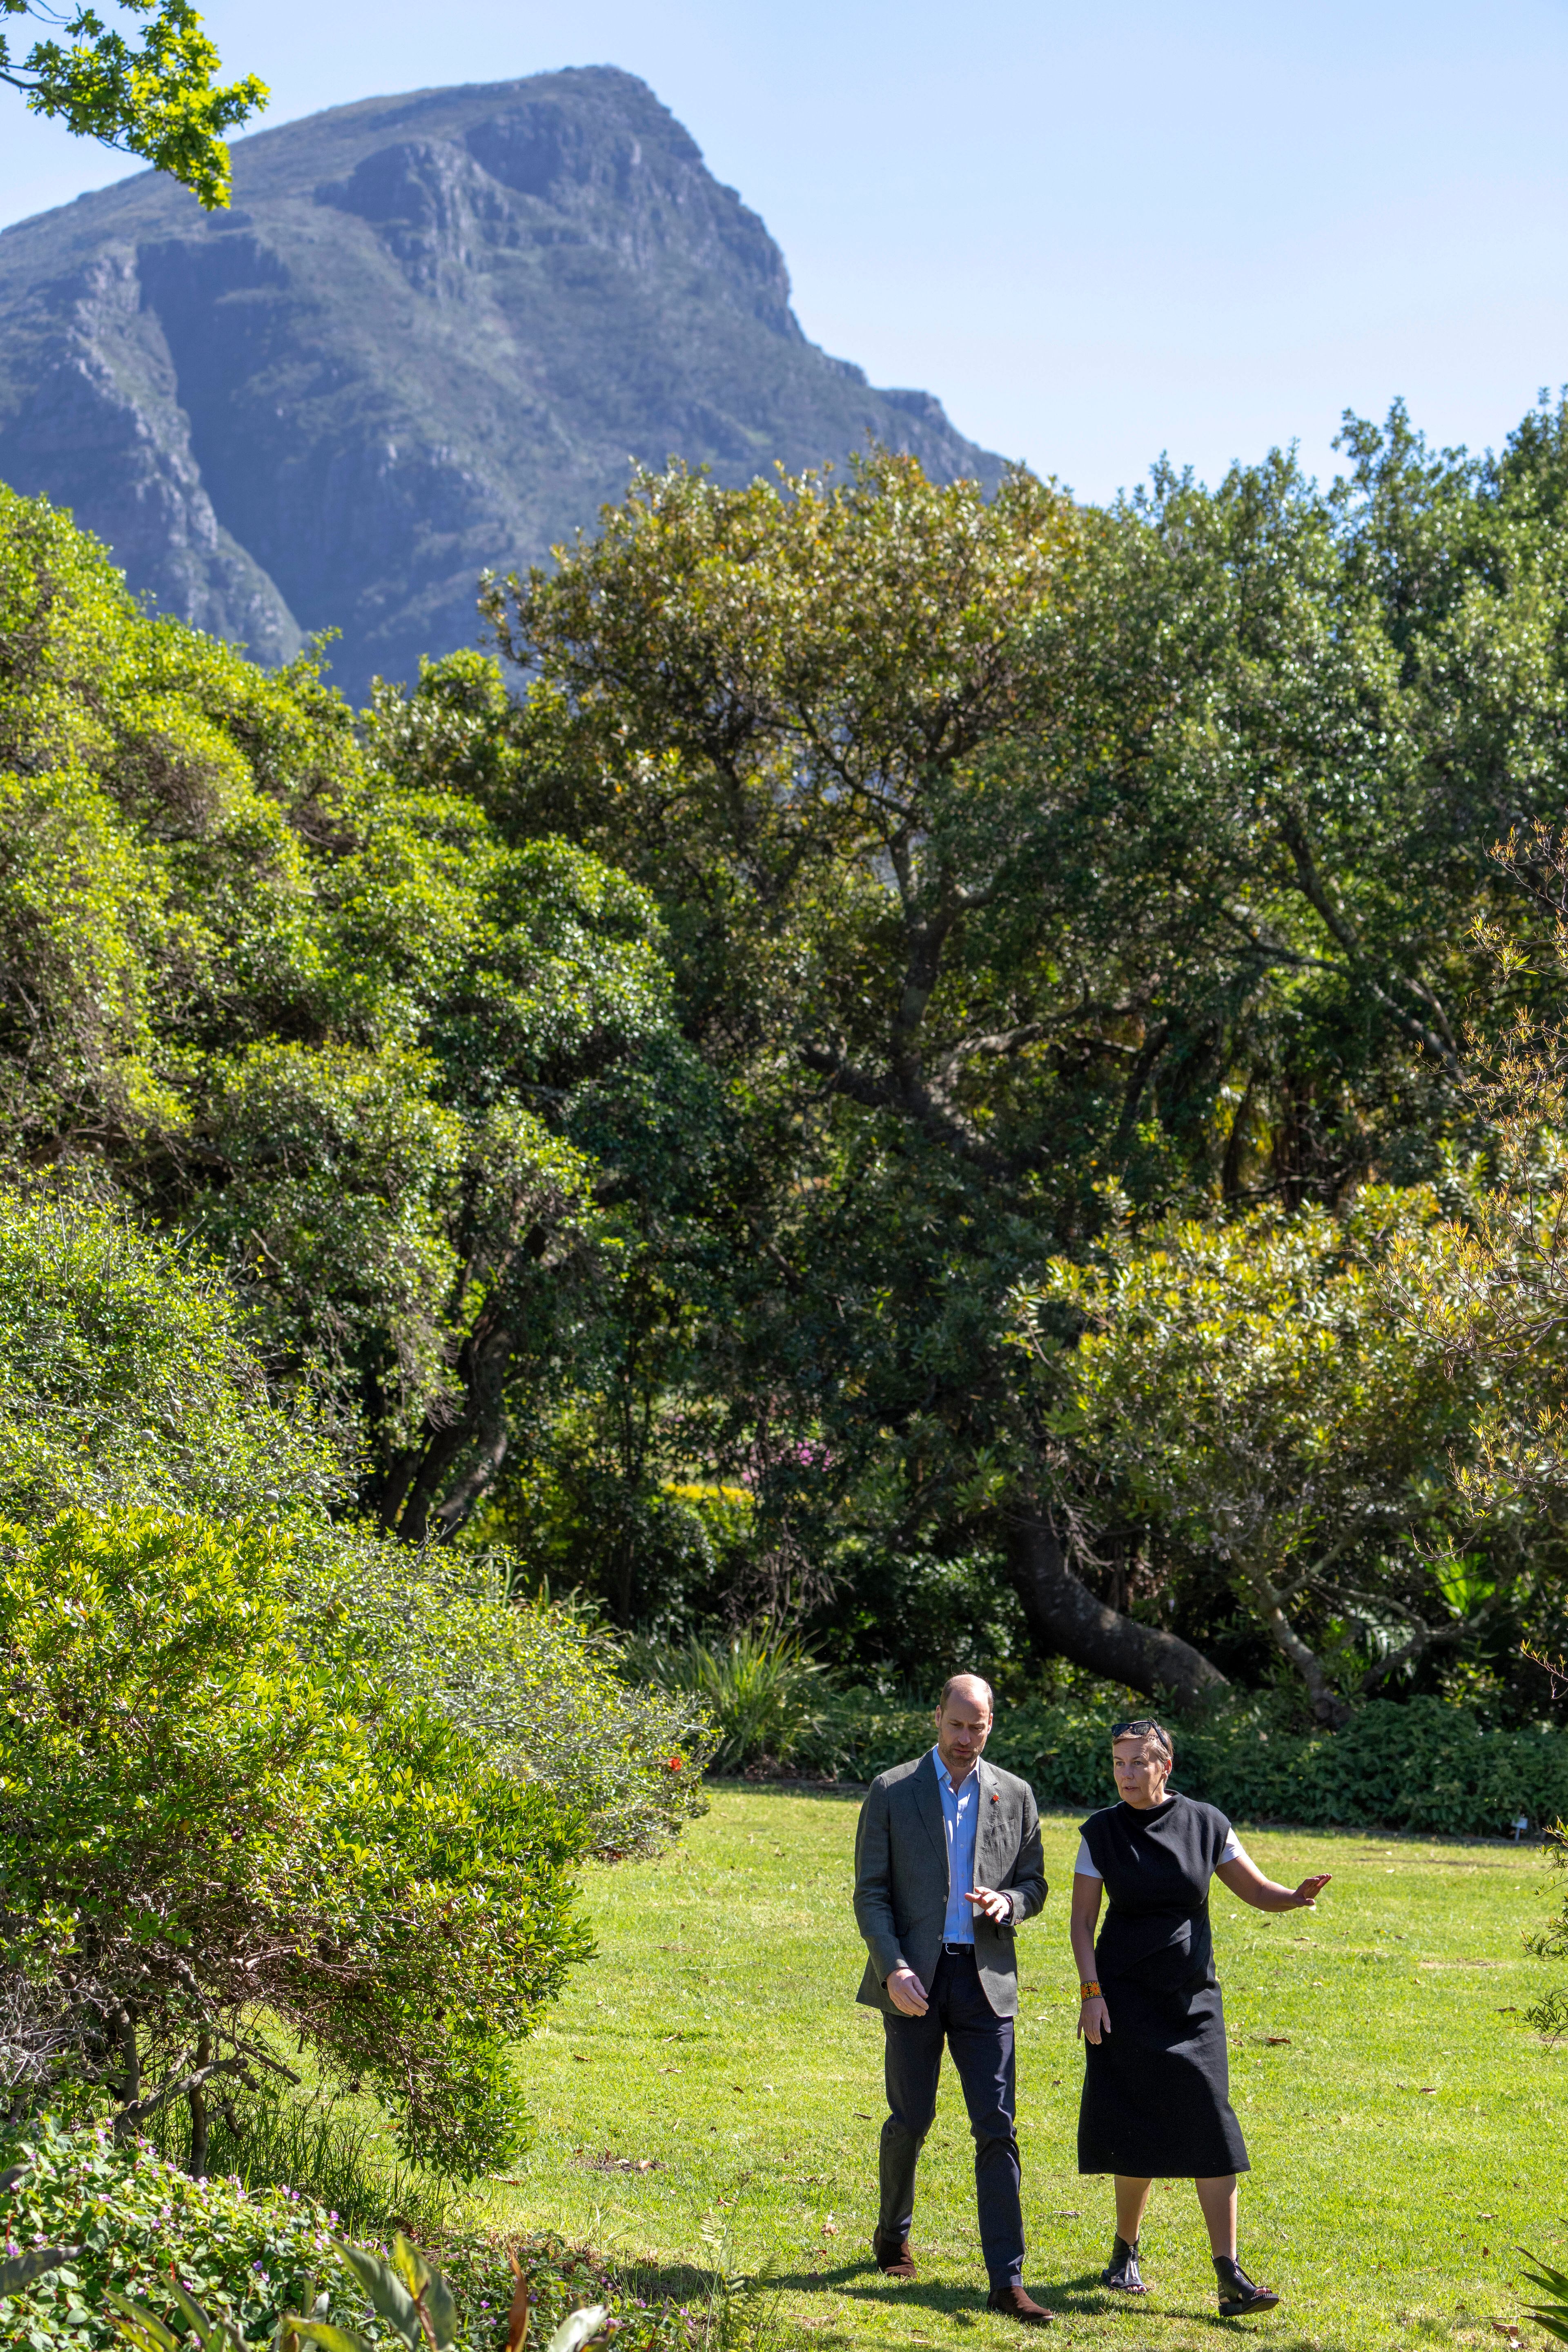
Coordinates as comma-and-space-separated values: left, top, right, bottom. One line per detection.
486, 1783, 1566, 2350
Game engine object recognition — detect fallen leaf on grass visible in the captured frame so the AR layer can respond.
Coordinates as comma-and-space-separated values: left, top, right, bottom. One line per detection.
854, 2111, 873, 2120
1489, 2326, 1520, 2341
1054, 2211, 1081, 2219
822, 2216, 840, 2236
572, 2054, 589, 2065
1264, 2036, 1291, 2046
1419, 2086, 1438, 2095
659, 2065, 683, 2075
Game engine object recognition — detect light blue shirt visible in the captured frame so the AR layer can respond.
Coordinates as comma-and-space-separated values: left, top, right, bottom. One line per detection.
933, 1746, 981, 1944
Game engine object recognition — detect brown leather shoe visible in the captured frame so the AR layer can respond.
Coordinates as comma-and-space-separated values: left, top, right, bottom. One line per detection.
872, 2229, 917, 2278
987, 2281, 1053, 2325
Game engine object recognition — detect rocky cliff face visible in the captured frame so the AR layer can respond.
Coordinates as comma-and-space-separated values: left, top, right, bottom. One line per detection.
0, 68, 1003, 699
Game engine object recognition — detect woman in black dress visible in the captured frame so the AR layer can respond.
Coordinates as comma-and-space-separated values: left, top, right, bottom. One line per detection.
1069, 1719, 1330, 2320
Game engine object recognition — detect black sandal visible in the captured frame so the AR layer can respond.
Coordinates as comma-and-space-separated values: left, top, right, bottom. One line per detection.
1214, 2256, 1279, 2317
1102, 2236, 1148, 2294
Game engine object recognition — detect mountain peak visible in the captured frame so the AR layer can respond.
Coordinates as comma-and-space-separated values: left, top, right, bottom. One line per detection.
0, 69, 1002, 698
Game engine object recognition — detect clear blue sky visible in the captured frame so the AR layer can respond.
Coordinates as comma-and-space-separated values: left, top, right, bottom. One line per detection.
2, 0, 1565, 502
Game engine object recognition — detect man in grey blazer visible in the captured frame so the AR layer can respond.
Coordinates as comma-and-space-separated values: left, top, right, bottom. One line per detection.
853, 1673, 1051, 2326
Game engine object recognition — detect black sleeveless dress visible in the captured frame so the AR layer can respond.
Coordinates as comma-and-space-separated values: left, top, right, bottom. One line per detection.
1077, 1792, 1250, 2178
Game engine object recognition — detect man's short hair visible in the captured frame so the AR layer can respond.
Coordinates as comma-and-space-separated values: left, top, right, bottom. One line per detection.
938, 1673, 994, 1716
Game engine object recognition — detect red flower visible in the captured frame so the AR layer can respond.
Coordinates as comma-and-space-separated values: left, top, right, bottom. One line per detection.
666, 1755, 684, 1772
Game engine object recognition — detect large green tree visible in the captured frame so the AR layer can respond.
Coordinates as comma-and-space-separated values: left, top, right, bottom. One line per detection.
1010, 1187, 1515, 1724
0, 490, 680, 1541
474, 421, 1568, 1695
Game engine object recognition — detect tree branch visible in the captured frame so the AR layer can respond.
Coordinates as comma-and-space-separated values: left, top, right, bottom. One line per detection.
109, 2054, 249, 2139
1280, 813, 1459, 1074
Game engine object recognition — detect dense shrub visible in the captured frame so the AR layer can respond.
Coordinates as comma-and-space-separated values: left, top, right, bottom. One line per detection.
0, 1509, 594, 2175
0, 1178, 710, 2181
345, 1552, 713, 1865
0, 1189, 343, 1524
0, 2117, 699, 2349
0, 1186, 712, 1873
0, 491, 681, 1548
625, 1629, 825, 1775
782, 1684, 1568, 1838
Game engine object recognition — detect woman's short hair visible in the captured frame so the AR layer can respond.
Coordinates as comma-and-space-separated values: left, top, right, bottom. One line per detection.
1111, 1715, 1172, 1755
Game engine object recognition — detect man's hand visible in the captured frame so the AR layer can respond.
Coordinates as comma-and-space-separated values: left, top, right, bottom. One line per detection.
1294, 1873, 1332, 1909
965, 1886, 1013, 1927
886, 1967, 929, 2017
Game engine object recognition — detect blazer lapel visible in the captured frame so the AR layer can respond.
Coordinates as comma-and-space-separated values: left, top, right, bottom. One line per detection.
974, 1758, 999, 1882
914, 1751, 948, 1883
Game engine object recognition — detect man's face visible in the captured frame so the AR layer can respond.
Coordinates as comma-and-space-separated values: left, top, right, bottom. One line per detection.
934, 1686, 992, 1780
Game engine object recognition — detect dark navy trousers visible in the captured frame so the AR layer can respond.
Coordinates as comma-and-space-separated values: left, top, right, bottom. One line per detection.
878, 1945, 1025, 2288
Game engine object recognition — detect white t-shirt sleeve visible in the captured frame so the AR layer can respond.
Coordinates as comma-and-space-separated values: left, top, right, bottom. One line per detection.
1073, 1829, 1250, 1878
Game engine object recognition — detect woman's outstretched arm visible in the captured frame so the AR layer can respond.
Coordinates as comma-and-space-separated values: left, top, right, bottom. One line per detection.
1216, 1855, 1332, 1913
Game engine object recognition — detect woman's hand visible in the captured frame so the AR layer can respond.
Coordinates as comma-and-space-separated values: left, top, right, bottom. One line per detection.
1078, 1994, 1111, 2045
1217, 1855, 1333, 1913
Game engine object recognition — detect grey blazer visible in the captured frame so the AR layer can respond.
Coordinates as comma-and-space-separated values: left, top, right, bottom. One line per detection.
853, 1751, 1047, 2019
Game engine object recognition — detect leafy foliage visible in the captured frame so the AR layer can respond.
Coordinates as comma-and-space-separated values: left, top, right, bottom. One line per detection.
0, 1188, 343, 1524
17, 409, 1568, 1712
0, 0, 265, 207
1521, 2250, 1568, 2347
777, 1683, 1568, 1838
477, 424, 1568, 1698
1011, 1186, 1504, 1721
0, 1507, 596, 2174
625, 1628, 825, 1773
0, 1181, 712, 2178
0, 490, 678, 1545
0, 2117, 692, 2348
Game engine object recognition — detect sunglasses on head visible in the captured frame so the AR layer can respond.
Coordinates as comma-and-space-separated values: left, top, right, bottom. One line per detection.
1111, 1718, 1172, 1753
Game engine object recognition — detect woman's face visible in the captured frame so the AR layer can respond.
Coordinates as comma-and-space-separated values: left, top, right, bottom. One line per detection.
1112, 1735, 1170, 1809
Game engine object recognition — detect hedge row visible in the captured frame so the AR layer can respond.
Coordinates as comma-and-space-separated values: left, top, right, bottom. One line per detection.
793, 1690, 1568, 1838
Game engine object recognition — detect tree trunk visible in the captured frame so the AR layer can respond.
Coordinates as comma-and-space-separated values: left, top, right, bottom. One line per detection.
1236, 1556, 1351, 1727
188, 2030, 212, 2178
1004, 1509, 1228, 1707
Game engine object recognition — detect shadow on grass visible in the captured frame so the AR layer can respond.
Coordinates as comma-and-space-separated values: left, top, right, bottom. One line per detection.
617, 2259, 713, 2307
704, 1777, 866, 1804
621, 2250, 1302, 2339
661, 2256, 1305, 2335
